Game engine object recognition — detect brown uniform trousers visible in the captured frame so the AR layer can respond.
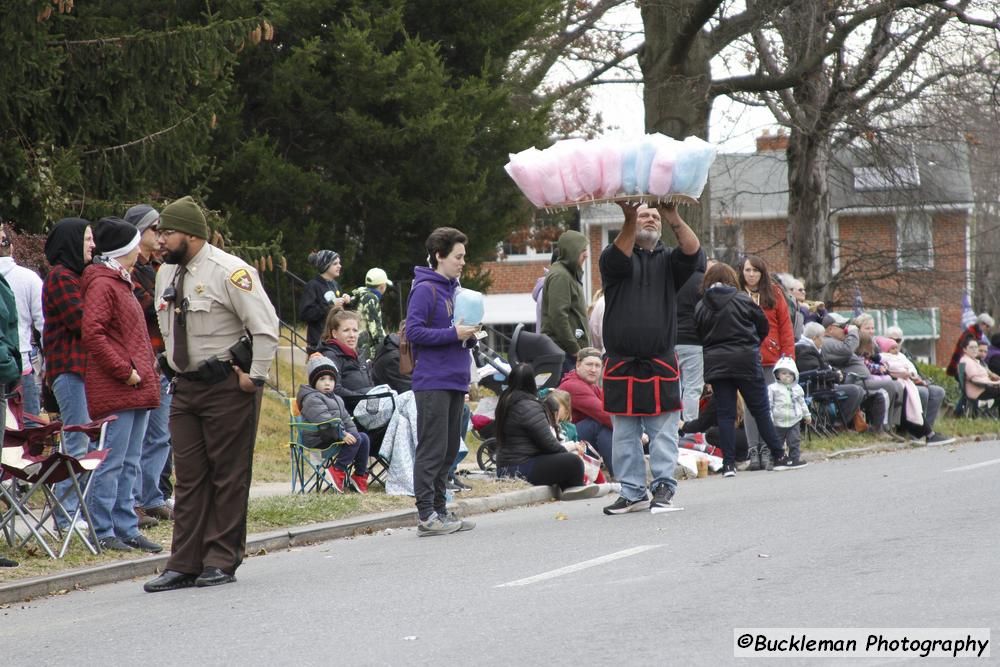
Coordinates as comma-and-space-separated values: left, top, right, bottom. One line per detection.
166, 372, 261, 575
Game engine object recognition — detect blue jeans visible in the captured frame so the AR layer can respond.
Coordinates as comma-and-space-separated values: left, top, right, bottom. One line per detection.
675, 344, 704, 422
51, 372, 92, 528
611, 410, 680, 502
713, 372, 784, 467
87, 409, 150, 540
574, 418, 614, 476
134, 374, 172, 510
21, 370, 41, 420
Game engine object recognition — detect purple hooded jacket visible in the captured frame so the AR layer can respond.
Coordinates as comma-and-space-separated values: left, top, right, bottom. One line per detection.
405, 266, 471, 392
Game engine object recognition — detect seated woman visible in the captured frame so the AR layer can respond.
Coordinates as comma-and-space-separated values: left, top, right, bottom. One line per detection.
496, 363, 600, 501
961, 339, 1000, 403
317, 308, 376, 401
679, 385, 750, 466
557, 347, 615, 475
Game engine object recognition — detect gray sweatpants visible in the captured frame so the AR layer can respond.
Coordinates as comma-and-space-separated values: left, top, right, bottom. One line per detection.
773, 423, 802, 461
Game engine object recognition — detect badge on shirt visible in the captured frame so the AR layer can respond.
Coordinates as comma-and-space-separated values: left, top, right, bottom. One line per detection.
229, 268, 254, 292
195, 283, 206, 295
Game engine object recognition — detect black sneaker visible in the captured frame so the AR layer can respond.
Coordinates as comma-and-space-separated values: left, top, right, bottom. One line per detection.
650, 484, 676, 514
123, 534, 164, 553
447, 475, 472, 492
746, 446, 761, 471
0, 557, 18, 568
925, 432, 956, 446
772, 456, 808, 471
603, 494, 651, 515
722, 463, 736, 478
99, 537, 135, 552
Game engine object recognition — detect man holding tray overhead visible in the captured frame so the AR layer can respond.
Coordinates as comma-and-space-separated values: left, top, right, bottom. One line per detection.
600, 202, 704, 515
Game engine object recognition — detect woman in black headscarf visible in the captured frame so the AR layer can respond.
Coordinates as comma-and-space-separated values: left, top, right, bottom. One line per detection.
42, 218, 96, 530
299, 249, 351, 352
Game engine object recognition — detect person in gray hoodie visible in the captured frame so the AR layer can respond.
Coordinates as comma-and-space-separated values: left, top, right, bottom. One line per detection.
297, 356, 370, 493
767, 356, 809, 469
541, 230, 590, 371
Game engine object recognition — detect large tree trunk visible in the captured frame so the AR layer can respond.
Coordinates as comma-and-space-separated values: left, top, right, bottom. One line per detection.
639, 0, 713, 237
787, 128, 835, 303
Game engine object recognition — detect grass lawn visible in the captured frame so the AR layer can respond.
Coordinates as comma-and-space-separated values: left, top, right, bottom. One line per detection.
0, 476, 527, 584
800, 416, 999, 454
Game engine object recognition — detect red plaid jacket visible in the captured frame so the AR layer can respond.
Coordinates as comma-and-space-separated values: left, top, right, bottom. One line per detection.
132, 254, 165, 355
42, 264, 87, 378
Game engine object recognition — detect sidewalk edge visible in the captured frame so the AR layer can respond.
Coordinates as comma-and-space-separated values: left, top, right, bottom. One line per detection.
0, 486, 553, 605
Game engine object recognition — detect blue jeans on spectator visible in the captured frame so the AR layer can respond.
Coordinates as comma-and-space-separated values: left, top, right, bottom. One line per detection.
675, 344, 704, 422
713, 371, 784, 468
574, 418, 614, 476
21, 370, 41, 421
449, 402, 471, 475
135, 374, 172, 510
51, 372, 92, 528
88, 409, 150, 540
611, 410, 680, 502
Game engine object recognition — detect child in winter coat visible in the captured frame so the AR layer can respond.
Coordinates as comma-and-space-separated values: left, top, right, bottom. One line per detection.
297, 356, 370, 493
767, 356, 810, 469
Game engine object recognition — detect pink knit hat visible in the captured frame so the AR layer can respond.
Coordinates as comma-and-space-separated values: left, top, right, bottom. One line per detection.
875, 336, 897, 353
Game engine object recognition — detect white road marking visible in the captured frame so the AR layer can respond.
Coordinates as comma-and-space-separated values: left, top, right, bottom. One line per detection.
944, 458, 1000, 473
495, 545, 661, 588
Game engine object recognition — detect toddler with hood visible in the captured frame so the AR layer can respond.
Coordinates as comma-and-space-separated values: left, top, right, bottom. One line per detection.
297, 356, 370, 493
767, 356, 810, 469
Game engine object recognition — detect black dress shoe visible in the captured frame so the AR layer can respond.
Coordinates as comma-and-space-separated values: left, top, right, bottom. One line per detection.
143, 570, 197, 593
195, 566, 236, 587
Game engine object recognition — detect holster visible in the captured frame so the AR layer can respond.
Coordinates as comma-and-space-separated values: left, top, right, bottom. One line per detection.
157, 352, 177, 380
178, 356, 233, 385
228, 335, 253, 374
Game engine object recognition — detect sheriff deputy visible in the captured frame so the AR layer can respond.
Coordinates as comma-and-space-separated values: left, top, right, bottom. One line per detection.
143, 196, 279, 593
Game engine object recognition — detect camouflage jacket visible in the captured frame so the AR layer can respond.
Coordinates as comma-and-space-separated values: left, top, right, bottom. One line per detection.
352, 287, 386, 360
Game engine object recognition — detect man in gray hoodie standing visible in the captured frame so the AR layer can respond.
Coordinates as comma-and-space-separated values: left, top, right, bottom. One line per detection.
541, 230, 590, 373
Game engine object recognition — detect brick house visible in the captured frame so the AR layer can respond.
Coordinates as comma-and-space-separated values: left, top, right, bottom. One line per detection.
482, 131, 975, 364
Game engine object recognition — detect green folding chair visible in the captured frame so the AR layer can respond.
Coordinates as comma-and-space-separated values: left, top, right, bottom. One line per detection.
288, 397, 347, 494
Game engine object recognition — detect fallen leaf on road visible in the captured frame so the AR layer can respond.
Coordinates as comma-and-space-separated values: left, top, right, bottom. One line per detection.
948, 447, 956, 452
758, 554, 770, 558
555, 512, 568, 521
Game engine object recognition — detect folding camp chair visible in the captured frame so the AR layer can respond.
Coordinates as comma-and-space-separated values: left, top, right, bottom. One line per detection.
340, 390, 397, 488
288, 397, 348, 494
799, 369, 849, 442
1, 412, 116, 558
957, 363, 1000, 420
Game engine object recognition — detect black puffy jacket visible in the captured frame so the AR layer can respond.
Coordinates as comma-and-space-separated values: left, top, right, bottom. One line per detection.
371, 333, 412, 394
694, 285, 769, 381
495, 391, 567, 467
317, 339, 375, 402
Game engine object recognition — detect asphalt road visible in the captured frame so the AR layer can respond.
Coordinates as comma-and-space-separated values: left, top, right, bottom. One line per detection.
4, 440, 999, 666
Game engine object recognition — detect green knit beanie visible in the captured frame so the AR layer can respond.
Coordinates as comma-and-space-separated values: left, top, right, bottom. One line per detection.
160, 196, 209, 239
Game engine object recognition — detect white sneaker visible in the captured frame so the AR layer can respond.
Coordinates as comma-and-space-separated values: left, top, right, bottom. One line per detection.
164, 498, 175, 510
73, 520, 89, 532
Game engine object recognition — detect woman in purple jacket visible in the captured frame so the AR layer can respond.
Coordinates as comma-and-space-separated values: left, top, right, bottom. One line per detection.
406, 227, 480, 536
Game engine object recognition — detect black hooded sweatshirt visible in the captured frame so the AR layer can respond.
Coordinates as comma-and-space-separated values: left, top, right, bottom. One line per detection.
44, 218, 90, 275
694, 285, 769, 381
600, 240, 703, 359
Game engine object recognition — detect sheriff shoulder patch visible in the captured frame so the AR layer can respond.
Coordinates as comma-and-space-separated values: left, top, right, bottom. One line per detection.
229, 268, 254, 292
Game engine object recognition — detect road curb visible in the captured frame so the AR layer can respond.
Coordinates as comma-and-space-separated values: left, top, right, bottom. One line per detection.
0, 486, 553, 606
820, 433, 997, 460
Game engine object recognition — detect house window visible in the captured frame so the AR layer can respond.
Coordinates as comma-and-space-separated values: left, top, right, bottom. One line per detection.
498, 219, 564, 260
896, 211, 933, 269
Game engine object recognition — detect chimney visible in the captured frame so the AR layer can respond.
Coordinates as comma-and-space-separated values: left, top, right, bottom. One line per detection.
756, 128, 789, 152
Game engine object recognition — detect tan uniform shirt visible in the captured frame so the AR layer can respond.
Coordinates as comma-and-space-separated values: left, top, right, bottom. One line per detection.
155, 243, 279, 380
